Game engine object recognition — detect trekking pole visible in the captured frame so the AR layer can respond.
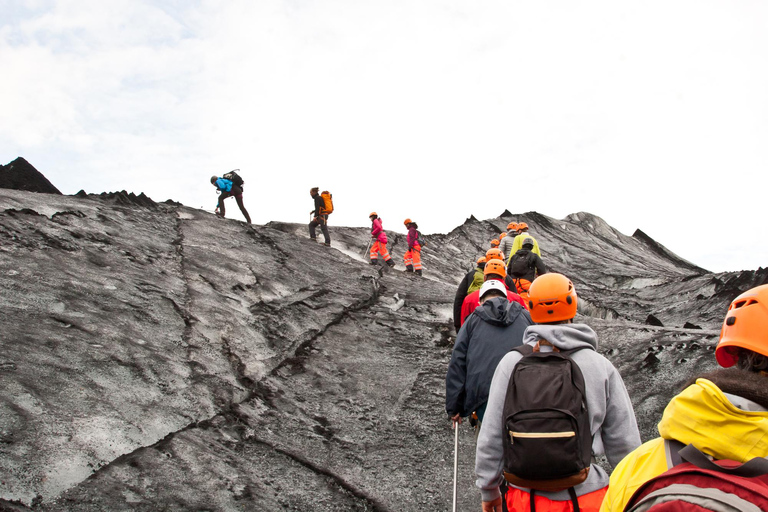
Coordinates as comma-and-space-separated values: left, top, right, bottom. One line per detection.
453, 421, 459, 512
363, 238, 373, 258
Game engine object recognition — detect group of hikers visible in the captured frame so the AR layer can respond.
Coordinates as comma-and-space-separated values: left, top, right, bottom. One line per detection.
210, 173, 768, 510
210, 174, 427, 275
446, 224, 768, 511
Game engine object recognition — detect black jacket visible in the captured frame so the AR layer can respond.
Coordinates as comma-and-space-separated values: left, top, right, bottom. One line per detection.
507, 248, 547, 283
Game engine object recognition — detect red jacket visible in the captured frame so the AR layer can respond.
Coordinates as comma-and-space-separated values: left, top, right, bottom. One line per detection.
460, 288, 526, 326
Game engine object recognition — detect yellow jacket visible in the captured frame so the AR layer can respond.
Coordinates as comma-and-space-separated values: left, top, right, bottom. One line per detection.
506, 233, 540, 265
600, 378, 768, 512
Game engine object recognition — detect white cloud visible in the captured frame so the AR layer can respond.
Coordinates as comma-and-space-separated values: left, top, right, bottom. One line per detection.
1, 0, 766, 272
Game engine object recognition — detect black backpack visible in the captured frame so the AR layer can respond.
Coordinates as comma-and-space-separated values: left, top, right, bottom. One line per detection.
502, 344, 592, 492
223, 170, 244, 188
417, 230, 427, 247
508, 251, 533, 277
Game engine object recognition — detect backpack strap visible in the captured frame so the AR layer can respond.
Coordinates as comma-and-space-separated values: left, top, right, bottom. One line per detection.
512, 344, 534, 356
679, 443, 768, 477
664, 439, 687, 468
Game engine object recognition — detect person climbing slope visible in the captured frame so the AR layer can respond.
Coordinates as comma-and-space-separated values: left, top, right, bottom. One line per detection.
369, 212, 395, 267
476, 273, 640, 512
446, 279, 532, 431
498, 222, 519, 260
309, 187, 331, 246
506, 222, 541, 265
403, 219, 423, 276
600, 283, 768, 512
210, 173, 251, 224
460, 260, 526, 326
453, 256, 487, 332
507, 237, 548, 303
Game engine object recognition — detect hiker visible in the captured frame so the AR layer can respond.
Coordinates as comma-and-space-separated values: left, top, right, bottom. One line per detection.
403, 219, 423, 276
210, 175, 251, 224
507, 222, 541, 265
476, 273, 641, 512
490, 239, 500, 249
453, 256, 487, 332
446, 279, 533, 430
498, 222, 519, 260
369, 212, 394, 267
486, 248, 521, 296
460, 260, 526, 326
599, 283, 768, 512
309, 187, 331, 246
507, 237, 548, 303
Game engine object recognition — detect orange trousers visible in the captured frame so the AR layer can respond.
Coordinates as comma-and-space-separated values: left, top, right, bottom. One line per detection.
370, 241, 391, 262
513, 278, 532, 305
504, 486, 607, 512
403, 245, 422, 271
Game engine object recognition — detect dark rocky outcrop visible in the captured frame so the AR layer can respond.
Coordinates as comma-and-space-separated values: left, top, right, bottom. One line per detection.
0, 158, 62, 195
0, 177, 765, 510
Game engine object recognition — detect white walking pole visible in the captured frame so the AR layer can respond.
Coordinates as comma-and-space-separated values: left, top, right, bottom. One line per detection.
453, 422, 459, 512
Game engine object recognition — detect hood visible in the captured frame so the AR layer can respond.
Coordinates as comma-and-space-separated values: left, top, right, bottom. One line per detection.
658, 376, 768, 462
474, 296, 526, 327
522, 323, 598, 352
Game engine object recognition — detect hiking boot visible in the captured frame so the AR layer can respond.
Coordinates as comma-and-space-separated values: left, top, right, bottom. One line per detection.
370, 260, 379, 266
415, 269, 423, 276
309, 238, 318, 243
386, 259, 395, 268
323, 242, 331, 247
405, 265, 414, 273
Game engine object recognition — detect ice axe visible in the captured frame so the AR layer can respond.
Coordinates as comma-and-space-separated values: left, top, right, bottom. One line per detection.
452, 421, 459, 512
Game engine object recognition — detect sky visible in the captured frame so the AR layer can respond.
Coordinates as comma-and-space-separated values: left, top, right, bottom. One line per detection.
1, 0, 766, 273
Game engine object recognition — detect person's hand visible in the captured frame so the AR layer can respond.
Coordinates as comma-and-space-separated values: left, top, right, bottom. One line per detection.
482, 497, 503, 512
450, 413, 462, 427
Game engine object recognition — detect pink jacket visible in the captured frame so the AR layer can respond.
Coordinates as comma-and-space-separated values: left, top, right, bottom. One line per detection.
371, 218, 388, 244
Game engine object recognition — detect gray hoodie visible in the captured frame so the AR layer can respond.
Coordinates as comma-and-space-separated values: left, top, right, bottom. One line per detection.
474, 323, 641, 503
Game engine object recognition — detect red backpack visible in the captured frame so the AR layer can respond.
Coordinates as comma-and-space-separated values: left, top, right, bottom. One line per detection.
623, 441, 768, 511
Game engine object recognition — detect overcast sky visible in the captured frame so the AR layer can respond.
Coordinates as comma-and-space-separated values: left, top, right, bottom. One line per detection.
2, 0, 766, 273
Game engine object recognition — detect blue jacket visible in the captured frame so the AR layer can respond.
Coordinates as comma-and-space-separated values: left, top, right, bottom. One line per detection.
215, 178, 233, 193
445, 297, 532, 417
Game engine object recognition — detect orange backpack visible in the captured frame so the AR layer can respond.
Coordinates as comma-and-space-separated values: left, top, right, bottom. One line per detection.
320, 191, 334, 214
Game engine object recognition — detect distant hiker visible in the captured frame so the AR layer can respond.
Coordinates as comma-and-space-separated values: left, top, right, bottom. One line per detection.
446, 279, 533, 431
486, 248, 521, 296
476, 273, 640, 512
453, 256, 487, 332
506, 222, 541, 265
460, 260, 526, 326
507, 237, 548, 303
210, 174, 251, 224
369, 212, 394, 267
490, 238, 500, 249
600, 283, 768, 512
498, 222, 519, 260
309, 187, 331, 246
403, 218, 423, 276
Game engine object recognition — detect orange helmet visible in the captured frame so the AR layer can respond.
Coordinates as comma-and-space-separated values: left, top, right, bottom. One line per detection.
484, 259, 507, 279
499, 233, 507, 240
369, 212, 378, 218
528, 273, 577, 323
404, 218, 412, 226
507, 222, 518, 231
476, 256, 487, 265
485, 248, 504, 261
715, 284, 768, 368
518, 222, 529, 231
490, 239, 500, 247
